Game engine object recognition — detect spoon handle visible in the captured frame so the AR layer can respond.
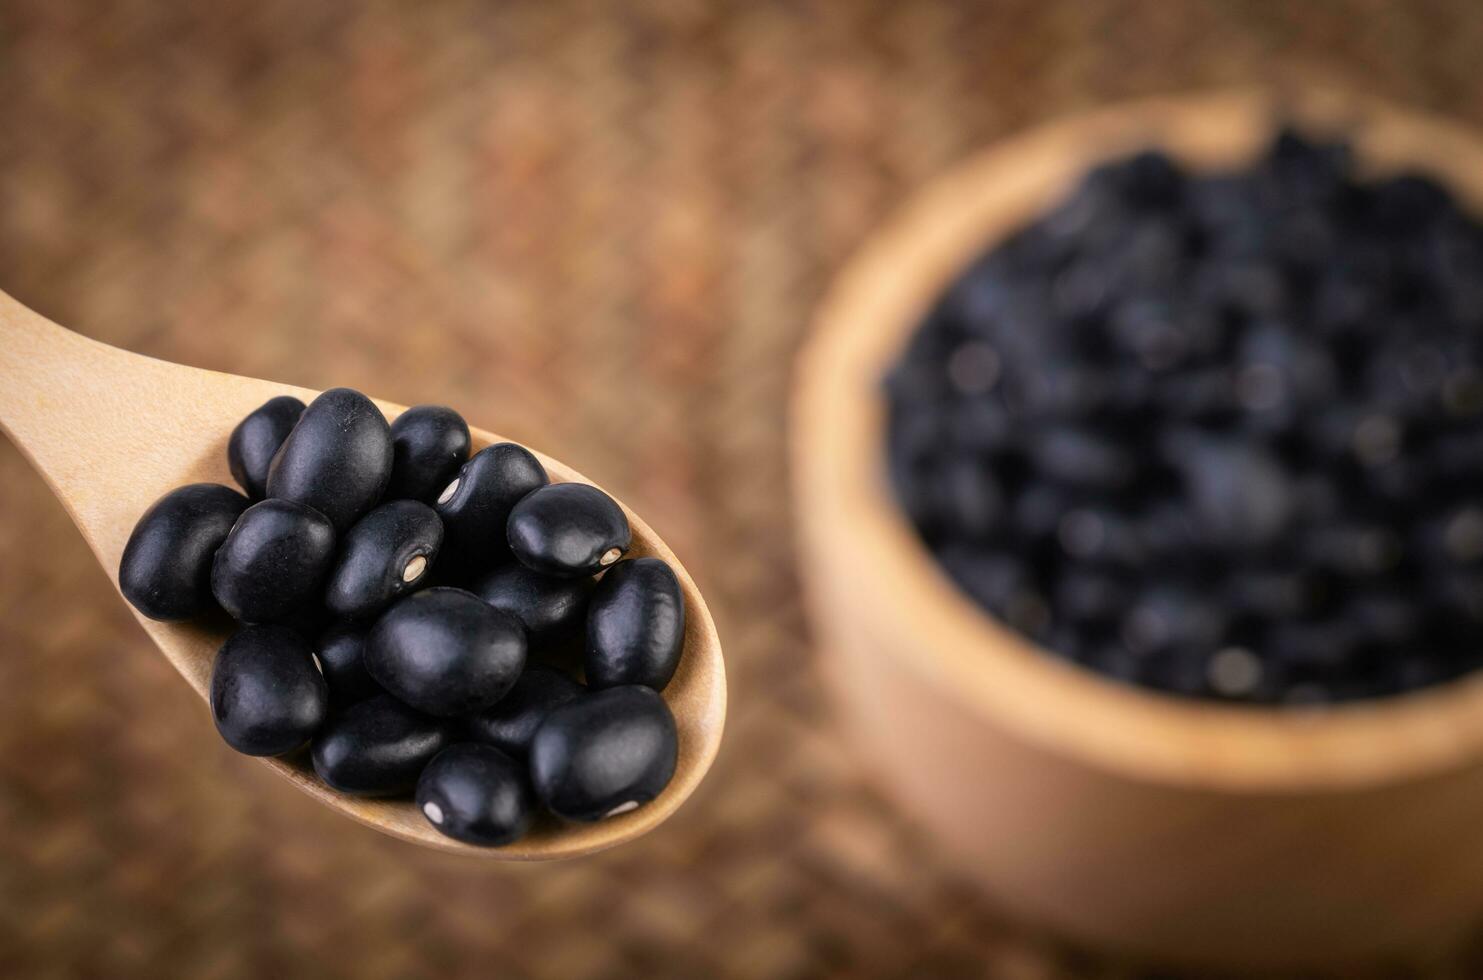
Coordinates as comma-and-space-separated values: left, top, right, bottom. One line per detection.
0, 290, 152, 501
0, 289, 292, 573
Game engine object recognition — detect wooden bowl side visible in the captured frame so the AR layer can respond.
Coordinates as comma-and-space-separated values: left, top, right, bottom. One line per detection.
792, 89, 1483, 964
814, 573, 1483, 966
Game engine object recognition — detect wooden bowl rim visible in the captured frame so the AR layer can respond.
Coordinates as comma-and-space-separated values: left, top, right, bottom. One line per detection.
793, 87, 1483, 792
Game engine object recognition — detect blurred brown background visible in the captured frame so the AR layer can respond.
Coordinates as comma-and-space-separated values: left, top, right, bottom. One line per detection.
3, 2, 1483, 978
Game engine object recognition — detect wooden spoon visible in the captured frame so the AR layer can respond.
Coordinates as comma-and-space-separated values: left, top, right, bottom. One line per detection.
0, 289, 726, 859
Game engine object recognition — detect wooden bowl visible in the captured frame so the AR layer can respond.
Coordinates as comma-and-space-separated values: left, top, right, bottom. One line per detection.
791, 89, 1483, 969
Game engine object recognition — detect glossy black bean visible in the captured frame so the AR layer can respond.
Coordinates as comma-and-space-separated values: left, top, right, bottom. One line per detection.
434, 443, 548, 571
266, 387, 392, 532
586, 558, 685, 691
365, 587, 526, 717
325, 500, 443, 619
529, 685, 677, 822
416, 743, 535, 846
386, 405, 471, 504
210, 625, 327, 756
311, 694, 448, 796
461, 667, 585, 756
472, 563, 594, 646
228, 396, 305, 499
315, 622, 379, 705
120, 483, 249, 621
211, 499, 336, 623
507, 483, 630, 578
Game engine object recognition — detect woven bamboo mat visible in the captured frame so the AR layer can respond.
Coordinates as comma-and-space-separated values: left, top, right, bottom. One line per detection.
3, 2, 1483, 977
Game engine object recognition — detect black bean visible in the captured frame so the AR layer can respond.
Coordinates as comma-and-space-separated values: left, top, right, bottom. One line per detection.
460, 667, 585, 756
365, 587, 526, 717
228, 396, 305, 499
386, 405, 471, 504
434, 443, 548, 571
586, 558, 686, 691
1134, 502, 1200, 561
935, 457, 1005, 538
315, 622, 379, 705
266, 387, 392, 532
1119, 588, 1226, 657
1372, 173, 1453, 233
1153, 368, 1237, 422
324, 500, 443, 619
471, 563, 594, 646
1052, 568, 1131, 624
1167, 433, 1293, 549
1436, 572, 1483, 625
210, 625, 327, 756
1237, 322, 1339, 410
211, 498, 336, 623
1118, 150, 1184, 209
120, 483, 249, 621
1344, 591, 1419, 646
1011, 484, 1078, 543
1266, 620, 1360, 671
946, 399, 1014, 453
507, 483, 631, 578
311, 694, 449, 796
416, 743, 535, 846
530, 685, 677, 822
1412, 506, 1483, 568
937, 547, 1033, 615
1054, 507, 1144, 566
1301, 524, 1402, 577
1229, 568, 1326, 622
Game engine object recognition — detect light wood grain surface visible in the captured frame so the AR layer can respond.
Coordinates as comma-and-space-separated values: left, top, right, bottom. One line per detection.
6, 2, 1483, 978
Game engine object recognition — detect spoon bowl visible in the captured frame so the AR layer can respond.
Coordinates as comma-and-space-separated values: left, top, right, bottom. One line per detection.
0, 289, 726, 859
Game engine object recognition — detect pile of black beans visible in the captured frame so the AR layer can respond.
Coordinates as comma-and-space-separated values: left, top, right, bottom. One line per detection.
886, 130, 1483, 704
120, 388, 687, 845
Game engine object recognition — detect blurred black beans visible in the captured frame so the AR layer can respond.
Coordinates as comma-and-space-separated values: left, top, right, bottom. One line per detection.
886, 130, 1483, 703
228, 396, 305, 499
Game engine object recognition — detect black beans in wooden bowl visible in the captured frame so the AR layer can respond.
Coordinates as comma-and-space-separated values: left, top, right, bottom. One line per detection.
886, 130, 1483, 705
